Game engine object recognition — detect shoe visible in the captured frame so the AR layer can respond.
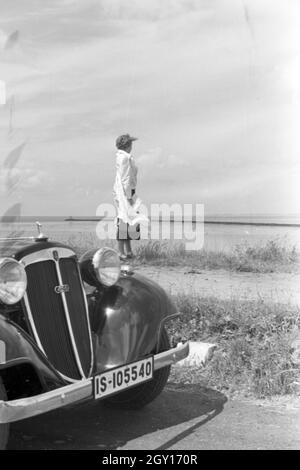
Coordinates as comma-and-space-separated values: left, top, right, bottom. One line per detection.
126, 253, 134, 259
119, 254, 127, 261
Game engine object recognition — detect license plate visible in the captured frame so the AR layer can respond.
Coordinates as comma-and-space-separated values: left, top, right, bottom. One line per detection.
93, 356, 154, 399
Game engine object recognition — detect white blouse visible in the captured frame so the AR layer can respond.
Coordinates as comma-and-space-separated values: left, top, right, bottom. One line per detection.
113, 149, 148, 226
114, 149, 138, 199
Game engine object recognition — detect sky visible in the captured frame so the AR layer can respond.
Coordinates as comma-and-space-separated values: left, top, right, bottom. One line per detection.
0, 0, 299, 217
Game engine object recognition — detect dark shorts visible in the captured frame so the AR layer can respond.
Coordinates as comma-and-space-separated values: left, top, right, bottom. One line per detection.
116, 220, 141, 241
116, 189, 141, 241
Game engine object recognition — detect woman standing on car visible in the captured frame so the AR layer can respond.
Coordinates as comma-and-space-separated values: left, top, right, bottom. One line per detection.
113, 133, 147, 261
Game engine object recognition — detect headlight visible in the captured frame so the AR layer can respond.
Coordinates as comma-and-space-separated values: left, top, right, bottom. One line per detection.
92, 248, 120, 287
0, 258, 27, 305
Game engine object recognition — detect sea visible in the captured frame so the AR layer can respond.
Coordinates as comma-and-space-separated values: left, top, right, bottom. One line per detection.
0, 214, 300, 252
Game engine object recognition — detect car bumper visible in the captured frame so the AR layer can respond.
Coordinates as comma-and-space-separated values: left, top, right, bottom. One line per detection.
0, 342, 189, 424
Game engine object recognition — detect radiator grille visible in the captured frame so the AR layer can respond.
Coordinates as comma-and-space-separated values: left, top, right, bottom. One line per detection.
25, 257, 92, 380
59, 257, 92, 376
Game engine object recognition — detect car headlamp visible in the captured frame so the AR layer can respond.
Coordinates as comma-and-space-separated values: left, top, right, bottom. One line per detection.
0, 258, 27, 305
92, 248, 121, 287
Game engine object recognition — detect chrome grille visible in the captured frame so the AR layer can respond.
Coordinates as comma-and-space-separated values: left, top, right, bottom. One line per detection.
22, 247, 93, 381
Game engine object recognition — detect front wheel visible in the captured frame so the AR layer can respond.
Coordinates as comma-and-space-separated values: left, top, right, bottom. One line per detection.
0, 378, 9, 450
105, 328, 171, 409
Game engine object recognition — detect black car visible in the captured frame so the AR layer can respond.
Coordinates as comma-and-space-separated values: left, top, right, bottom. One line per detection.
0, 225, 189, 449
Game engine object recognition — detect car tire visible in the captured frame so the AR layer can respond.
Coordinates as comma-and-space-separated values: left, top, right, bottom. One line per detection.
104, 328, 171, 409
0, 378, 9, 450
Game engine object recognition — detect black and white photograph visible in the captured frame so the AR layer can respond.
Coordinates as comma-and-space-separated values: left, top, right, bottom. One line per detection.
0, 0, 299, 452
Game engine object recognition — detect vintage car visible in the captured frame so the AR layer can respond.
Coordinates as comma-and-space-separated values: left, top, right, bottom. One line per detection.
0, 224, 189, 449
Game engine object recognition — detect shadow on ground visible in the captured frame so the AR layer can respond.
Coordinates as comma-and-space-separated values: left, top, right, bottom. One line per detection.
7, 383, 227, 450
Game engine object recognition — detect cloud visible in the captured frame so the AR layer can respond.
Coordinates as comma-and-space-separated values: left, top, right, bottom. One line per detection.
137, 148, 189, 170
1, 0, 299, 215
4, 30, 19, 50
0, 29, 8, 49
97, 0, 203, 21
0, 167, 49, 194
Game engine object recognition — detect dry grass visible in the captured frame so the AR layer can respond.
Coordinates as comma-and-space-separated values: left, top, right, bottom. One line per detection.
52, 234, 299, 273
167, 294, 300, 398
134, 239, 299, 272
52, 232, 117, 257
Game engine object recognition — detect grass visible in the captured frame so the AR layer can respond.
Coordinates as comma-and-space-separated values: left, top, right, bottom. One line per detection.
52, 233, 299, 273
166, 294, 300, 398
134, 239, 299, 273
57, 232, 115, 257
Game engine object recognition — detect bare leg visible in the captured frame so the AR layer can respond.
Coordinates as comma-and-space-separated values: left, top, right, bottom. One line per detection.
118, 240, 126, 256
124, 240, 132, 255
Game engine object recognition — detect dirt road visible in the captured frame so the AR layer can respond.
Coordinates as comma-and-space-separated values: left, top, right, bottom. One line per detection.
136, 266, 300, 305
7, 383, 300, 450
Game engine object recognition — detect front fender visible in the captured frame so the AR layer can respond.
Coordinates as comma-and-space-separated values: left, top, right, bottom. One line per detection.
91, 273, 177, 372
0, 314, 66, 390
